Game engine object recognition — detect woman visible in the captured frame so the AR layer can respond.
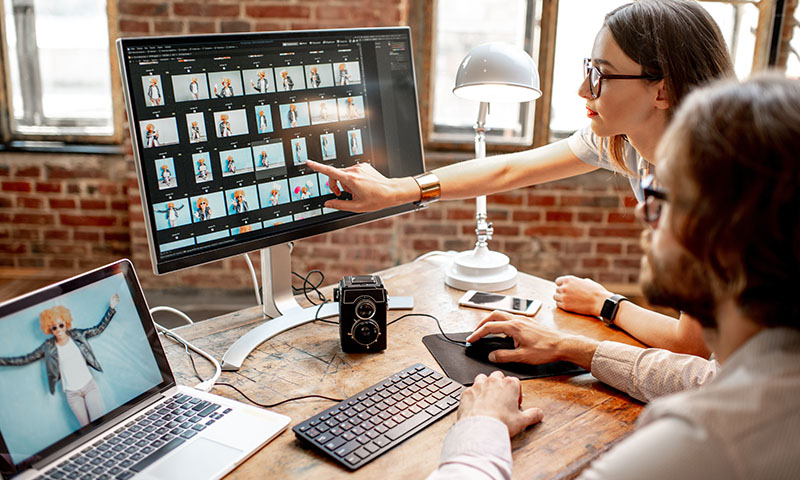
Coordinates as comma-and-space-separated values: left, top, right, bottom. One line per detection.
307, 0, 732, 358
0, 295, 119, 427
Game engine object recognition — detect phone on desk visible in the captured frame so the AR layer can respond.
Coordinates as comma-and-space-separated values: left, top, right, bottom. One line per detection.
458, 290, 543, 316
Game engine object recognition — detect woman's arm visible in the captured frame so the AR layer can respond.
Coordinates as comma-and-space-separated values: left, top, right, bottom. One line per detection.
554, 276, 711, 357
0, 344, 45, 366
306, 139, 596, 212
82, 294, 120, 338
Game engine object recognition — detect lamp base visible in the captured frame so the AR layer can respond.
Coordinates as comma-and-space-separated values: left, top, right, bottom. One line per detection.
444, 245, 518, 292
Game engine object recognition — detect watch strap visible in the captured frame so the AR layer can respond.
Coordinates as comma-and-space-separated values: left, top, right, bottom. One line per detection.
412, 172, 441, 209
600, 294, 629, 326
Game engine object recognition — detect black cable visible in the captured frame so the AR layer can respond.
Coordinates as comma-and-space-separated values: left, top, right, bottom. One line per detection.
388, 313, 467, 346
315, 300, 338, 324
214, 382, 344, 408
291, 269, 327, 305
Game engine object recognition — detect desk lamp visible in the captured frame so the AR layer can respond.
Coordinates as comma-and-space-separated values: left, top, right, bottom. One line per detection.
445, 43, 541, 291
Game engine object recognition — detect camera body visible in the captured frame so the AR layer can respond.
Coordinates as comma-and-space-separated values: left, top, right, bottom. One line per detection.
334, 275, 387, 353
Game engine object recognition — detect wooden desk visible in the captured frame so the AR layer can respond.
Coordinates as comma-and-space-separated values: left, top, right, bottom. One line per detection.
162, 256, 644, 479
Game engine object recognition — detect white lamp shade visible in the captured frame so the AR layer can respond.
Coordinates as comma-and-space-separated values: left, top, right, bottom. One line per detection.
453, 42, 541, 103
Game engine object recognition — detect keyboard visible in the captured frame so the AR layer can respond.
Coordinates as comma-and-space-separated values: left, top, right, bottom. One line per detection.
293, 363, 464, 470
36, 393, 232, 480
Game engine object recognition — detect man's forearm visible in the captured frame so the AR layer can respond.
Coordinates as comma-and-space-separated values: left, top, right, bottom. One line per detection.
558, 336, 600, 370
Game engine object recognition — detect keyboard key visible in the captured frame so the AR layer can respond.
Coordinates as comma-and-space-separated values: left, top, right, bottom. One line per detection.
386, 411, 432, 440
130, 438, 185, 473
324, 437, 346, 451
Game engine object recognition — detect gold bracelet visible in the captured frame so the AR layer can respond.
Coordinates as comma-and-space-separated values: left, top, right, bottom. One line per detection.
412, 172, 441, 209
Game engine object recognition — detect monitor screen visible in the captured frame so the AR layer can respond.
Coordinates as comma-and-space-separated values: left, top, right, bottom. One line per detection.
117, 28, 424, 274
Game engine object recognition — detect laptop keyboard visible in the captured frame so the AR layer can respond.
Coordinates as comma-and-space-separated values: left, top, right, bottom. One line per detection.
293, 363, 464, 470
36, 393, 232, 480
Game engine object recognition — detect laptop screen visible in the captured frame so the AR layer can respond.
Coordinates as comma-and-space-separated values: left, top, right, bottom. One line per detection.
0, 260, 174, 475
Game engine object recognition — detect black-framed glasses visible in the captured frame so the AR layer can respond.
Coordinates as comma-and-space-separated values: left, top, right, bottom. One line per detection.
50, 322, 66, 332
640, 174, 668, 226
583, 58, 663, 99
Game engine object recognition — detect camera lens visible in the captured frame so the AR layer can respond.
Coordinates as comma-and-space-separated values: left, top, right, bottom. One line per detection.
355, 298, 376, 319
351, 319, 380, 346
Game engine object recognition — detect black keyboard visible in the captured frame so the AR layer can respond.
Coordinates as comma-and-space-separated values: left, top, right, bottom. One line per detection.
36, 393, 233, 480
293, 363, 464, 470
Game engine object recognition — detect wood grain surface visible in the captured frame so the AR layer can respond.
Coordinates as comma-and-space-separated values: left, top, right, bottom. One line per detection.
161, 255, 644, 479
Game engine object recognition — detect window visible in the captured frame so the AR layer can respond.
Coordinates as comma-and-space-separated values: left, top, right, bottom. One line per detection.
428, 0, 541, 146
1, 0, 120, 143
425, 0, 788, 148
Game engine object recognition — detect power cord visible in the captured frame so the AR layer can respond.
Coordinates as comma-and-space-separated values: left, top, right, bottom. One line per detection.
388, 313, 467, 346
213, 382, 344, 408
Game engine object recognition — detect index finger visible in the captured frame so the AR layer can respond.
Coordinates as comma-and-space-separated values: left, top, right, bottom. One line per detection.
466, 320, 514, 343
473, 310, 513, 331
305, 160, 344, 180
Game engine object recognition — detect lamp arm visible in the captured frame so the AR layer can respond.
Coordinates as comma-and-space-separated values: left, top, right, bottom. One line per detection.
474, 102, 492, 247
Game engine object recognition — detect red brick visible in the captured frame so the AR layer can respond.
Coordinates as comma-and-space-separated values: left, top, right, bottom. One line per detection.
578, 212, 603, 223
246, 5, 311, 18
566, 242, 591, 254
446, 209, 476, 220
15, 166, 41, 177
546, 211, 573, 222
254, 22, 287, 32
173, 3, 241, 17
98, 184, 119, 196
154, 20, 184, 33
221, 20, 251, 33
597, 243, 622, 254
523, 226, 585, 237
613, 258, 642, 269
588, 227, 642, 238
119, 19, 150, 34
45, 230, 70, 241
492, 225, 519, 236
49, 198, 76, 209
627, 243, 644, 255
0, 196, 12, 208
111, 201, 129, 211
412, 239, 439, 251
0, 165, 8, 176
81, 199, 107, 210
512, 211, 541, 222
527, 194, 555, 206
59, 214, 116, 227
0, 244, 27, 254
487, 192, 523, 206
12, 229, 39, 240
2, 181, 31, 192
608, 212, 636, 224
74, 231, 100, 242
582, 257, 609, 268
188, 21, 216, 34
36, 182, 62, 193
18, 257, 45, 268
67, 184, 81, 194
49, 258, 76, 269
118, 2, 169, 16
13, 213, 54, 225
402, 224, 458, 236
560, 195, 620, 208
17, 197, 42, 209
623, 196, 638, 207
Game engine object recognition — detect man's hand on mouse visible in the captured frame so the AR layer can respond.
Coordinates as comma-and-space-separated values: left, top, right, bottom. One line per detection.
457, 371, 544, 437
467, 311, 600, 369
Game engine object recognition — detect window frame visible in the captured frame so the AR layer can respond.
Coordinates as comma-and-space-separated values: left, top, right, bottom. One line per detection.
0, 0, 125, 146
414, 0, 788, 153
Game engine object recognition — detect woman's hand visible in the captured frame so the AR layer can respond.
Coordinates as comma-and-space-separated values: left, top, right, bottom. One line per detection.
305, 160, 419, 212
457, 371, 544, 437
110, 294, 119, 310
468, 311, 599, 369
553, 275, 612, 317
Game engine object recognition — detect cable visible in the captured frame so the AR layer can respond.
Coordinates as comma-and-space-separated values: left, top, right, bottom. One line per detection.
214, 382, 344, 408
292, 269, 326, 305
149, 306, 221, 392
149, 306, 194, 325
242, 252, 262, 306
388, 312, 467, 346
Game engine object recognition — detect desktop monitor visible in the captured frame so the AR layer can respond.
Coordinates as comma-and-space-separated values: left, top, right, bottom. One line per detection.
116, 27, 424, 275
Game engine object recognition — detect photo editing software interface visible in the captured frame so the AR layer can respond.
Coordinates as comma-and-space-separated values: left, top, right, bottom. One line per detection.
119, 28, 423, 273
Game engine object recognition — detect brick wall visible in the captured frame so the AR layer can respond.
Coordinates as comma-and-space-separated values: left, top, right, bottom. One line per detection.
0, 0, 646, 295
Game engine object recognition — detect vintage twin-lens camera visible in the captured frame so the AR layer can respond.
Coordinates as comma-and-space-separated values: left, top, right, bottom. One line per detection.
334, 275, 387, 353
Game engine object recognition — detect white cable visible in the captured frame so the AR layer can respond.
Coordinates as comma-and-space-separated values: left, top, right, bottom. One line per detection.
413, 250, 456, 262
242, 252, 262, 305
149, 305, 194, 324
149, 307, 221, 392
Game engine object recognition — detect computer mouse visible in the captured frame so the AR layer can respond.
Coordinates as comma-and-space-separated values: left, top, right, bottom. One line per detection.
464, 335, 517, 362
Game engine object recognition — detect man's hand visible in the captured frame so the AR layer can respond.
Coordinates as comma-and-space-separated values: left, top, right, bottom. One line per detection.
110, 294, 120, 310
553, 275, 612, 317
457, 371, 543, 437
468, 311, 600, 369
305, 160, 418, 212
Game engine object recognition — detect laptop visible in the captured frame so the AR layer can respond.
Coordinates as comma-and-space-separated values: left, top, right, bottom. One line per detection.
0, 260, 289, 479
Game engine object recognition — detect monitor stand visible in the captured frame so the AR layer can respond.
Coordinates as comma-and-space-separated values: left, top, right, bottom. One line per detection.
221, 244, 414, 371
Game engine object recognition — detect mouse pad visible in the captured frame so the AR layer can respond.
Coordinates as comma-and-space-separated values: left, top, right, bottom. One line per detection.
422, 332, 588, 386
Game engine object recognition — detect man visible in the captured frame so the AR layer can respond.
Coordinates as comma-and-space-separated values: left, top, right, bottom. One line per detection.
427, 75, 800, 479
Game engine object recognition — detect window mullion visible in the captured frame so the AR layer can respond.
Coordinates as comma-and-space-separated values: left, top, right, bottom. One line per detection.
11, 0, 43, 127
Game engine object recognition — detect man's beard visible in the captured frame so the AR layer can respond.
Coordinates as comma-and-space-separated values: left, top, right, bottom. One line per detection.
639, 231, 718, 329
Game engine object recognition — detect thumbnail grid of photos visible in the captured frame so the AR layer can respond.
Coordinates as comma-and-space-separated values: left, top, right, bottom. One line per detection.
134, 59, 367, 255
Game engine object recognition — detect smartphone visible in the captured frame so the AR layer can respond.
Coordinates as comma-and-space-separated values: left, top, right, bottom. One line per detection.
458, 290, 543, 316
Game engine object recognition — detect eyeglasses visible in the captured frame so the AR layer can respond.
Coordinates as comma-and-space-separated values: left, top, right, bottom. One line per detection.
639, 174, 669, 226
50, 322, 66, 332
583, 58, 663, 99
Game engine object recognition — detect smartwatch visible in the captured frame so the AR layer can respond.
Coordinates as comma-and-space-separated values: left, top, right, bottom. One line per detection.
600, 294, 629, 326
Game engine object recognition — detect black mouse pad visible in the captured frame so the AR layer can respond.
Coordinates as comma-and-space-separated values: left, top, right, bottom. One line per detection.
422, 332, 588, 386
